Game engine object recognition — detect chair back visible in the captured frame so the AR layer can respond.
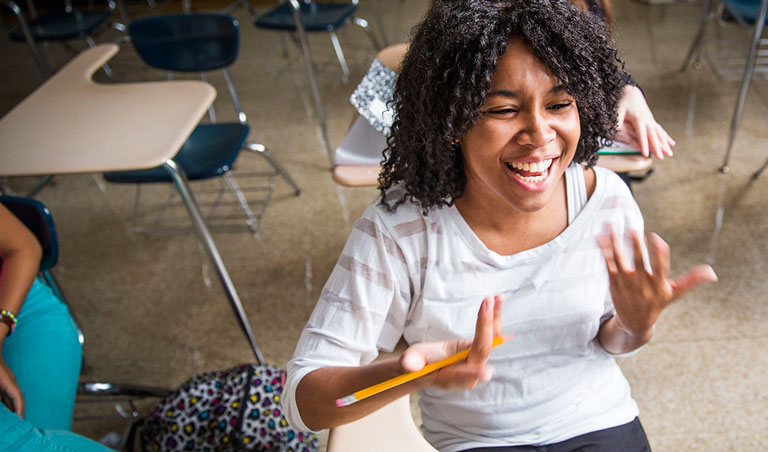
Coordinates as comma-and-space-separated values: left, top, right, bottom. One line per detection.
129, 13, 239, 72
0, 196, 58, 272
725, 0, 768, 25
326, 395, 437, 452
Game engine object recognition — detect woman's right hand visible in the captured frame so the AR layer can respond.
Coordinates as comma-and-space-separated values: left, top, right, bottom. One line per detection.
400, 295, 507, 391
0, 355, 24, 418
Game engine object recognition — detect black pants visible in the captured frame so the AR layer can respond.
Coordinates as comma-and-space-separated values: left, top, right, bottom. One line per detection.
459, 417, 652, 452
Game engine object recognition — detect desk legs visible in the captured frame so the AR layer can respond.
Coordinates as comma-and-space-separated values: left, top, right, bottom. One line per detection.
3, 0, 52, 80
721, 0, 768, 173
680, 0, 713, 72
163, 159, 265, 365
289, 0, 336, 167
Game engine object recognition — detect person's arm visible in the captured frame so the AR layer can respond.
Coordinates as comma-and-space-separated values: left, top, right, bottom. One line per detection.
616, 84, 676, 160
346, 43, 409, 131
0, 204, 40, 323
596, 227, 716, 354
293, 295, 505, 431
0, 203, 43, 418
377, 43, 409, 72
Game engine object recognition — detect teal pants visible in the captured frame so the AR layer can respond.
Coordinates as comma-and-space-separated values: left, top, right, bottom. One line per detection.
1, 278, 111, 451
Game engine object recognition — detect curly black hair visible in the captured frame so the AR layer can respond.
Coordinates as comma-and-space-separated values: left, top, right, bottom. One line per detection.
379, 0, 627, 213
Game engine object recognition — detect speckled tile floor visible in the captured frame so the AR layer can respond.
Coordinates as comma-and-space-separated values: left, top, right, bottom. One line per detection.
1, 0, 767, 450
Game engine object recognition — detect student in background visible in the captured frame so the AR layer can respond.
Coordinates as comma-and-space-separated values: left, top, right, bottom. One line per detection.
0, 203, 111, 452
350, 0, 674, 161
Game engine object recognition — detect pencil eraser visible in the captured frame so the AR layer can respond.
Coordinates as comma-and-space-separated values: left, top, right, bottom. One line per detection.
336, 395, 356, 407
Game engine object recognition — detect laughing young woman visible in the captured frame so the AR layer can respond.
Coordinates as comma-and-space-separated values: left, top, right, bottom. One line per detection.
284, 1, 716, 451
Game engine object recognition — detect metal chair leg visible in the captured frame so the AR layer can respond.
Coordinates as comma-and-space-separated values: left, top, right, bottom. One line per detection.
41, 269, 85, 346
329, 30, 350, 84
200, 72, 217, 123
79, 382, 171, 398
354, 16, 381, 51
224, 67, 301, 195
289, 0, 335, 167
720, 0, 768, 173
129, 184, 177, 235
366, 0, 388, 46
2, 0, 52, 79
223, 68, 247, 124
681, 0, 714, 72
115, 0, 130, 27
23, 0, 36, 17
754, 155, 768, 178
221, 0, 256, 20
246, 142, 302, 195
162, 159, 265, 364
222, 172, 261, 235
86, 35, 112, 78
25, 175, 54, 197
39, 41, 59, 74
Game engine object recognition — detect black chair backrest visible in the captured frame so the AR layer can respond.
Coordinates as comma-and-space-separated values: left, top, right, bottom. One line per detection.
129, 13, 240, 73
0, 196, 58, 271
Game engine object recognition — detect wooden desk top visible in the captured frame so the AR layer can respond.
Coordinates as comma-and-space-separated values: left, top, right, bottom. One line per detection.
0, 44, 216, 176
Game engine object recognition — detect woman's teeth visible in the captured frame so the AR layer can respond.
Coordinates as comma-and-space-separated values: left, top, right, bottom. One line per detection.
516, 170, 548, 183
508, 159, 553, 173
506, 158, 553, 183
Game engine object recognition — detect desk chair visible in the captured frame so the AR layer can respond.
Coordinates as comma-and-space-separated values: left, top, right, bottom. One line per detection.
681, 0, 768, 172
0, 195, 170, 451
252, 0, 384, 165
327, 395, 437, 452
1, 0, 120, 80
255, 0, 383, 84
104, 13, 301, 237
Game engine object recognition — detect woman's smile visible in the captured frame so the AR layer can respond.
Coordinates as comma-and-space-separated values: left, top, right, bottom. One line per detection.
503, 156, 558, 189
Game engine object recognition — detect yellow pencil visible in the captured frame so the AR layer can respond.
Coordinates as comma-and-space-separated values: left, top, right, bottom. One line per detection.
335, 336, 505, 407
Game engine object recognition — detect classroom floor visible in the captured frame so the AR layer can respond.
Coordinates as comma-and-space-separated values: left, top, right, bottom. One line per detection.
1, 0, 767, 450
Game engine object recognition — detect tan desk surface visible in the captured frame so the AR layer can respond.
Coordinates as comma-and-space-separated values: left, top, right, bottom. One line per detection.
0, 43, 216, 176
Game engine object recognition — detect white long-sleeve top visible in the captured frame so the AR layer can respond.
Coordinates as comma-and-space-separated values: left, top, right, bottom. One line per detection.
284, 165, 644, 451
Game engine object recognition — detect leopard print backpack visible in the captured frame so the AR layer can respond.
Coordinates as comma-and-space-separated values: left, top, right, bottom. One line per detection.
139, 364, 318, 452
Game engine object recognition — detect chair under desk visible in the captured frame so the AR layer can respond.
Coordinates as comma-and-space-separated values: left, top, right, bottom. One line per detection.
0, 43, 265, 363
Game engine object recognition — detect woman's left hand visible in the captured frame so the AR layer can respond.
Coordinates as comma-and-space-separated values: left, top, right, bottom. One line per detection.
616, 85, 675, 160
0, 355, 24, 419
597, 227, 717, 338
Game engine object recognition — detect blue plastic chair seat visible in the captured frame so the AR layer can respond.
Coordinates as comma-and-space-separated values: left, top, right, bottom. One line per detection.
104, 123, 249, 183
255, 2, 357, 32
9, 9, 113, 41
725, 0, 768, 25
129, 13, 239, 72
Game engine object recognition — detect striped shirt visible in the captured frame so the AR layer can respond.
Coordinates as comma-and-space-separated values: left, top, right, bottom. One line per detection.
285, 165, 644, 451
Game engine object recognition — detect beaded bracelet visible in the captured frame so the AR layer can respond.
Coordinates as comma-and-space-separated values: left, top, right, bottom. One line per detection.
0, 309, 17, 337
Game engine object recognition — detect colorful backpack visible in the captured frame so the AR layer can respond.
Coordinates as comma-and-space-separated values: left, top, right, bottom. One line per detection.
139, 363, 318, 452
